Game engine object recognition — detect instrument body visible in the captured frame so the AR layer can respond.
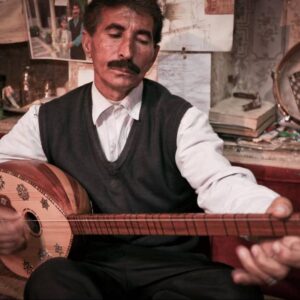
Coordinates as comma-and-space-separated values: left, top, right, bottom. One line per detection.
0, 160, 90, 278
0, 160, 300, 278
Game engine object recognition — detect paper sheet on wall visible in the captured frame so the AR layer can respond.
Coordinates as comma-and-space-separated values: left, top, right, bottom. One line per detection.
55, 0, 68, 5
153, 53, 211, 114
0, 0, 28, 43
159, 0, 234, 51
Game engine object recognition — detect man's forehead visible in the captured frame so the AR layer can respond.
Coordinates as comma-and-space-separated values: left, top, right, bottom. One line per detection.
99, 5, 154, 27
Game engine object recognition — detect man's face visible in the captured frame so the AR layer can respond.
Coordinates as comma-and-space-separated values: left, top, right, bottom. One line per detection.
61, 19, 68, 29
72, 5, 81, 18
82, 5, 159, 100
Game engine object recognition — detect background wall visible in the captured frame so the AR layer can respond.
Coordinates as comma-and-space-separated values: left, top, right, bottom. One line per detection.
212, 0, 300, 106
1, 0, 300, 107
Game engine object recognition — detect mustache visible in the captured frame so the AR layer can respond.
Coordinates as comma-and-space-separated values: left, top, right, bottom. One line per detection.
108, 60, 141, 74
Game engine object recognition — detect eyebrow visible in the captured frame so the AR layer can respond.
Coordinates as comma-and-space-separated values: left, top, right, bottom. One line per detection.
105, 23, 125, 32
105, 23, 153, 40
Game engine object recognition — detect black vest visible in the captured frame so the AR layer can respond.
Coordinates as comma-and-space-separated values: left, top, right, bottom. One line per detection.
69, 19, 85, 60
39, 79, 203, 249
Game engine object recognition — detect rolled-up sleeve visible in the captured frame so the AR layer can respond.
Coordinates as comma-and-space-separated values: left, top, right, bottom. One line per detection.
175, 106, 279, 214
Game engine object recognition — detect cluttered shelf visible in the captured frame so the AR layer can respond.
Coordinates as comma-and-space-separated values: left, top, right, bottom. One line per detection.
223, 134, 300, 169
222, 134, 300, 212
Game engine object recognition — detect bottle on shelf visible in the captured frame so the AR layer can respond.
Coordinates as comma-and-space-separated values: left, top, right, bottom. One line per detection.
20, 65, 32, 107
43, 80, 56, 99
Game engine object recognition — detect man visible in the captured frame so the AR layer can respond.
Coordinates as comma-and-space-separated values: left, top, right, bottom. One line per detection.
68, 2, 86, 60
0, 0, 296, 299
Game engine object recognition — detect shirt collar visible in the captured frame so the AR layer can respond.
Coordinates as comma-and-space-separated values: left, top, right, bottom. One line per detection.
91, 82, 143, 125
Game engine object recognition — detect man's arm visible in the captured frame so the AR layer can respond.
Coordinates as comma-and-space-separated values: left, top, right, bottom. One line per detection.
175, 106, 277, 214
0, 105, 47, 163
175, 106, 296, 285
0, 105, 46, 254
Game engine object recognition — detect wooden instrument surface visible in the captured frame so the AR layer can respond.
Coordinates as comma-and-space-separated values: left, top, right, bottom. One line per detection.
0, 160, 299, 278
0, 160, 90, 278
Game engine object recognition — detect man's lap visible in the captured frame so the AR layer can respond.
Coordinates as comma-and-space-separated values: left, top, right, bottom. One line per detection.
25, 243, 263, 300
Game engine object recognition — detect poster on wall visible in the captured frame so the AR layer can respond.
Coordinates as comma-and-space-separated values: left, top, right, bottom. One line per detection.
24, 0, 90, 62
158, 0, 235, 51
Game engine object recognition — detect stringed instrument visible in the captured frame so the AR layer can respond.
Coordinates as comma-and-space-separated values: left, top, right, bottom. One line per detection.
0, 160, 299, 278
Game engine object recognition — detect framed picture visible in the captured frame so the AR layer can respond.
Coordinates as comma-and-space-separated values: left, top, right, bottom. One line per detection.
24, 0, 91, 62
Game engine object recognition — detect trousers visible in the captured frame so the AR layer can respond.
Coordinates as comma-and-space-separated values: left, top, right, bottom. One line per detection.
24, 242, 263, 300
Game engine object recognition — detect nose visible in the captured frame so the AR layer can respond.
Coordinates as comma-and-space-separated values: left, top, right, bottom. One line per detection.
118, 36, 134, 60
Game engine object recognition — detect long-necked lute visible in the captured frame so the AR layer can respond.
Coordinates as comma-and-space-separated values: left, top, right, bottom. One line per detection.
0, 160, 299, 278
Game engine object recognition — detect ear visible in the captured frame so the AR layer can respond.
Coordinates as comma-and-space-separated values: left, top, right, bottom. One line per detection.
82, 30, 92, 58
152, 45, 160, 64
145, 45, 160, 76
146, 45, 160, 71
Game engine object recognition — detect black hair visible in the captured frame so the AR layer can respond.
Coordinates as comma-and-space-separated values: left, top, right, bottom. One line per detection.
59, 15, 68, 24
83, 0, 164, 45
71, 1, 81, 9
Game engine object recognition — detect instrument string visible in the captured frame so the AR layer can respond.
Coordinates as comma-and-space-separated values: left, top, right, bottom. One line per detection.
0, 214, 299, 223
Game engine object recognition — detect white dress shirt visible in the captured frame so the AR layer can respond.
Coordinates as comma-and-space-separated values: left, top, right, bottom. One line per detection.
0, 82, 278, 213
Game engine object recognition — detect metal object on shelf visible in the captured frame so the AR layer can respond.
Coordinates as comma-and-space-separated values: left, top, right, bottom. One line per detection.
272, 41, 300, 126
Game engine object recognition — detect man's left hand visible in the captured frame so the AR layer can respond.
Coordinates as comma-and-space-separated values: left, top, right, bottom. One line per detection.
232, 196, 293, 286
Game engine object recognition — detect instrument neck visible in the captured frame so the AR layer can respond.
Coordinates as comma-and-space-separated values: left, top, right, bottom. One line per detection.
66, 213, 300, 237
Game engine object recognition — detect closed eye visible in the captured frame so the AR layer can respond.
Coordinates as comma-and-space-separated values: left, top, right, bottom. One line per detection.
137, 35, 151, 45
105, 23, 124, 39
136, 30, 152, 45
109, 32, 122, 39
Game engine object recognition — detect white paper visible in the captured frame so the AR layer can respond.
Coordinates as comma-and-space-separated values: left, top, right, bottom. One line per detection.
0, 0, 28, 43
159, 0, 234, 51
55, 0, 68, 6
156, 53, 211, 113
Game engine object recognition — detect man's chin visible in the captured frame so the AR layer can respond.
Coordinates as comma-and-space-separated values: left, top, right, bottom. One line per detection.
106, 79, 140, 94
111, 76, 141, 89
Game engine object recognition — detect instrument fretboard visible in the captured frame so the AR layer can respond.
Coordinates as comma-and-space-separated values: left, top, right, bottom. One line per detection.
67, 213, 300, 237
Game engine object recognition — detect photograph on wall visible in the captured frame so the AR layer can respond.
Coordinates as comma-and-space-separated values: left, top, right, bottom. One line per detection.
24, 0, 90, 62
158, 0, 235, 51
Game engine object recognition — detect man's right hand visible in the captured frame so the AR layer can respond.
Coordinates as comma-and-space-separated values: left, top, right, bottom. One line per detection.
271, 236, 300, 268
0, 207, 28, 255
